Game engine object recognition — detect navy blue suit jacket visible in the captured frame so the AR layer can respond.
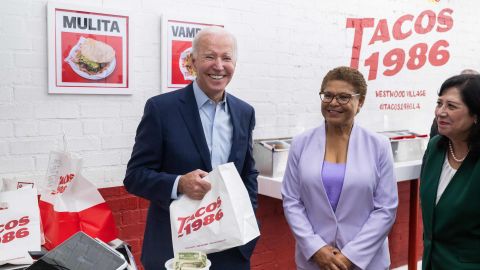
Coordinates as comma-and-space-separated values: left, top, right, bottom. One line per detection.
124, 84, 259, 269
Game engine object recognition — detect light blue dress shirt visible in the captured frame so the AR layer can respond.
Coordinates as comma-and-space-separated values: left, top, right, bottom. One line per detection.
171, 81, 233, 199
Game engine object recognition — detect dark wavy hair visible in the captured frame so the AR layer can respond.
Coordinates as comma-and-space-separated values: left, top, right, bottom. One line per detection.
436, 74, 480, 157
320, 66, 367, 98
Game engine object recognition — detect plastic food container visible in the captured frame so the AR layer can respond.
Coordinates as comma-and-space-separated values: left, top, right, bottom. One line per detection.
253, 138, 291, 178
378, 130, 428, 162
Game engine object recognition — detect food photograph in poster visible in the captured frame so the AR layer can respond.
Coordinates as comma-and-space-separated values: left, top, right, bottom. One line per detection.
63, 35, 120, 82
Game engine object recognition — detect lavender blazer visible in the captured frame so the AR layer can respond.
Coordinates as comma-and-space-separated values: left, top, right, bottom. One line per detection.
281, 123, 398, 270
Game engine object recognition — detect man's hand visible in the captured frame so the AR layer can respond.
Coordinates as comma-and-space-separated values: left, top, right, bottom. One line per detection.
333, 249, 354, 270
312, 245, 348, 270
178, 169, 211, 200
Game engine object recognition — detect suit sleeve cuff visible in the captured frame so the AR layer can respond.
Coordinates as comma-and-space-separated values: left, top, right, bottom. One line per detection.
171, 175, 181, 199
304, 236, 327, 261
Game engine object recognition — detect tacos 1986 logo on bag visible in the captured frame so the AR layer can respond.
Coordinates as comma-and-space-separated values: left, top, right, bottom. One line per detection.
50, 173, 75, 195
0, 216, 30, 244
176, 196, 224, 238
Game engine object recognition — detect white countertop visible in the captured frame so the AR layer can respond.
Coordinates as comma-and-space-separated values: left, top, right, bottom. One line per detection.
258, 159, 422, 200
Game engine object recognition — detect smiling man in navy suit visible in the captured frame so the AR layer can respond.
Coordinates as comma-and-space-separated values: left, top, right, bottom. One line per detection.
124, 26, 259, 270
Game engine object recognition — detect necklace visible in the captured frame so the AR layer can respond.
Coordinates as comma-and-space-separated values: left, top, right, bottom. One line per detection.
448, 140, 468, 162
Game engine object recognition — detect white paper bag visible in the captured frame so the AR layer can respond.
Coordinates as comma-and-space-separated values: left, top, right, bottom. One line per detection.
39, 151, 118, 250
0, 188, 41, 265
170, 163, 260, 254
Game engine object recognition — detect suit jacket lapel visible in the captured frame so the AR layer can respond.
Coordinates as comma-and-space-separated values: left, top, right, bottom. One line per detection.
335, 124, 356, 216
227, 95, 240, 164
315, 124, 338, 219
178, 85, 212, 171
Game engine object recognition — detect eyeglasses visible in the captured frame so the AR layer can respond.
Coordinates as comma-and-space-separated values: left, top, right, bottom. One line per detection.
319, 91, 360, 105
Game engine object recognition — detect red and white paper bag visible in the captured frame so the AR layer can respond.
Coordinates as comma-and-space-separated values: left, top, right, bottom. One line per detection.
170, 162, 260, 254
39, 151, 118, 250
0, 188, 41, 265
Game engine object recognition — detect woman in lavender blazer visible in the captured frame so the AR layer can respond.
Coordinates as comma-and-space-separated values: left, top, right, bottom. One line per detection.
282, 67, 398, 270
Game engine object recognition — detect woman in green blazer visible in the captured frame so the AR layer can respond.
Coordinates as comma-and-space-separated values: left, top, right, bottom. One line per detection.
420, 74, 480, 270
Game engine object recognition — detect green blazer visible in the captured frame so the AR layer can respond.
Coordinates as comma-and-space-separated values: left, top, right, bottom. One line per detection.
420, 136, 480, 270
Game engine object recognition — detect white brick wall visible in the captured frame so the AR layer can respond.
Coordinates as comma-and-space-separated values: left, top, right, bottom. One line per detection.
0, 157, 35, 173
0, 122, 14, 138
10, 139, 56, 154
35, 103, 80, 119
0, 142, 8, 156
1, 0, 479, 187
14, 120, 37, 137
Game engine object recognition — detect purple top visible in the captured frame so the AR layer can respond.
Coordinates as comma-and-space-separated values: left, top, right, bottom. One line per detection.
321, 161, 346, 212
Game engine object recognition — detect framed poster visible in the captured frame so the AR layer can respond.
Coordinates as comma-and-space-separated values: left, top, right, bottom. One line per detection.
47, 3, 131, 94
163, 19, 223, 91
